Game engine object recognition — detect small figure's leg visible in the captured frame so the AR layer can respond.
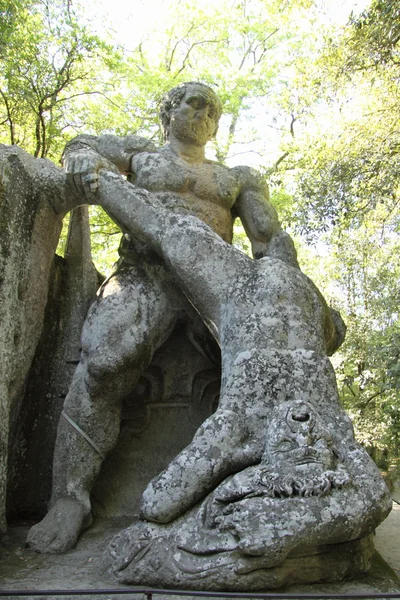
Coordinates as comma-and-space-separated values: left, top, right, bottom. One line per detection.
141, 407, 264, 523
27, 264, 178, 553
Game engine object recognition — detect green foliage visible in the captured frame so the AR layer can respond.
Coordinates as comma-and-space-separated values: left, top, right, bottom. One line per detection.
2, 0, 399, 458
232, 220, 252, 256
298, 205, 400, 458
74, 0, 318, 160
88, 206, 121, 275
271, 1, 400, 457
0, 0, 112, 159
347, 0, 400, 70
281, 0, 400, 238
290, 73, 400, 239
332, 210, 400, 455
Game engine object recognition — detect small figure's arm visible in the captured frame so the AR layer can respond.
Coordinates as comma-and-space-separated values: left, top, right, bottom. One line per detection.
62, 133, 157, 196
232, 165, 299, 269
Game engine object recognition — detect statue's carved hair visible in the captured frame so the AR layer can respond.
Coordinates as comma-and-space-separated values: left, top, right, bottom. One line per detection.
160, 82, 222, 141
258, 465, 351, 499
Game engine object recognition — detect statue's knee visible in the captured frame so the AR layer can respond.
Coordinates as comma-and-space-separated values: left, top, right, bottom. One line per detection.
84, 343, 148, 398
85, 352, 113, 395
140, 498, 173, 524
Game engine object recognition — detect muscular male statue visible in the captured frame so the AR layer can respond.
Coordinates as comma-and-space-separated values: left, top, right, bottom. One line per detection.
27, 82, 301, 554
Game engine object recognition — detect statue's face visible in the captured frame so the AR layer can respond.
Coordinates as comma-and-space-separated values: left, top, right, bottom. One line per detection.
264, 400, 337, 470
168, 84, 220, 147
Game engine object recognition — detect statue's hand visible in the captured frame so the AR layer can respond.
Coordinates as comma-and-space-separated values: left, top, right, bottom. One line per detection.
63, 149, 119, 197
252, 233, 299, 269
252, 240, 269, 260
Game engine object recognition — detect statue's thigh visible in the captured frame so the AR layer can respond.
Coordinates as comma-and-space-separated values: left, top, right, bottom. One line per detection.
81, 264, 179, 381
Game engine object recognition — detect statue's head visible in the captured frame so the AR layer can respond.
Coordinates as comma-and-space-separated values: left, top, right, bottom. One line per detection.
264, 400, 337, 470
160, 82, 223, 144
256, 400, 350, 498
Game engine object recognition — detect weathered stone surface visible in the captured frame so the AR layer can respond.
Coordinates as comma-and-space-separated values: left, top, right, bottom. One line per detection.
7, 206, 101, 520
2, 516, 400, 595
92, 325, 219, 517
0, 145, 76, 534
24, 82, 389, 590
92, 170, 391, 589
28, 82, 302, 555
106, 401, 388, 589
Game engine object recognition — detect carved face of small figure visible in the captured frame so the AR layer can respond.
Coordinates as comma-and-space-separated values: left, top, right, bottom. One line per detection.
263, 400, 338, 471
168, 84, 221, 147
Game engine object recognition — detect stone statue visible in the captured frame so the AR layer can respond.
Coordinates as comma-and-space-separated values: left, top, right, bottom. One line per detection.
107, 400, 388, 589
87, 169, 390, 588
27, 82, 310, 554
26, 82, 390, 587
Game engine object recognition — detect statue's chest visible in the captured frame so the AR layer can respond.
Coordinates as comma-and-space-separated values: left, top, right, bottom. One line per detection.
131, 153, 239, 206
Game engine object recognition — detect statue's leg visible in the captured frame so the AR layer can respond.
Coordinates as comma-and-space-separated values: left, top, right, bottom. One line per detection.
27, 262, 179, 553
97, 172, 248, 334
140, 405, 263, 523
141, 259, 337, 524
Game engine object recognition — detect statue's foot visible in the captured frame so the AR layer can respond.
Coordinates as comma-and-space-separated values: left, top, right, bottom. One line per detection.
27, 497, 91, 554
104, 521, 166, 584
107, 522, 151, 573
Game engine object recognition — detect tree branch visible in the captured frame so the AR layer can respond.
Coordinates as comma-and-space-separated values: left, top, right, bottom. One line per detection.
174, 38, 228, 78
239, 43, 254, 71
358, 390, 384, 410
274, 151, 290, 169
0, 87, 15, 144
290, 113, 296, 138
166, 23, 197, 72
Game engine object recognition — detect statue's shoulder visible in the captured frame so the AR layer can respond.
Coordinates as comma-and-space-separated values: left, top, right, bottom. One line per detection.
204, 157, 226, 167
63, 133, 158, 156
205, 159, 238, 177
122, 134, 158, 155
230, 165, 267, 192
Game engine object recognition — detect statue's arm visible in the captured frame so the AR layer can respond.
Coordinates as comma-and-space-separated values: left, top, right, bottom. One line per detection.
62, 133, 156, 175
232, 165, 299, 269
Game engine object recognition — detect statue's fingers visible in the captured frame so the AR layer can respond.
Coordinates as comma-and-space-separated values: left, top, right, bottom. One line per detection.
77, 155, 97, 174
71, 171, 85, 194
82, 173, 99, 186
63, 156, 72, 172
81, 173, 99, 196
65, 154, 82, 173
64, 156, 80, 174
82, 172, 97, 182
81, 156, 99, 172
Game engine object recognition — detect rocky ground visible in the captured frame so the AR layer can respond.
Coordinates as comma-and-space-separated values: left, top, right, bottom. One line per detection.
0, 496, 399, 599
374, 491, 400, 578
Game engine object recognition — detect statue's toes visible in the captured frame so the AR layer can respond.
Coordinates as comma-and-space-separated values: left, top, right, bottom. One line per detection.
26, 498, 87, 554
105, 524, 153, 578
